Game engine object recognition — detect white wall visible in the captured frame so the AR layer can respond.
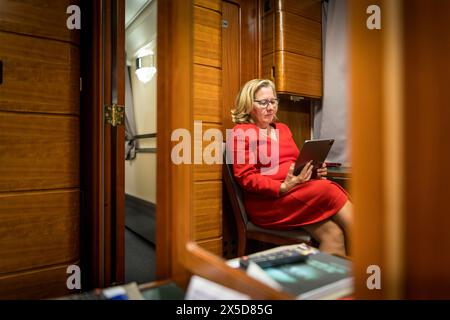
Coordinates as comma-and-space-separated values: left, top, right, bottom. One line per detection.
125, 1, 157, 204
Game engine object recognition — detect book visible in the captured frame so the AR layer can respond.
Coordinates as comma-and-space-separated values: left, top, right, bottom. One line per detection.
240, 244, 353, 300
58, 282, 144, 300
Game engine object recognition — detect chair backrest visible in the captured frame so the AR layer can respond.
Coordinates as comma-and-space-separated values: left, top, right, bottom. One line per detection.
222, 142, 248, 227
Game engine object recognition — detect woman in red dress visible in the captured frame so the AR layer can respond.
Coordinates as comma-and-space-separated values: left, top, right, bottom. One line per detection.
229, 79, 352, 256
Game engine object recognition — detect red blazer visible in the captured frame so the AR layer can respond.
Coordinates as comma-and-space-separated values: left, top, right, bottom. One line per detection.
229, 122, 347, 229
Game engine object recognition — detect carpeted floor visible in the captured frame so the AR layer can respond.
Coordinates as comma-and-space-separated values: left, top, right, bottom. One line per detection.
125, 227, 156, 284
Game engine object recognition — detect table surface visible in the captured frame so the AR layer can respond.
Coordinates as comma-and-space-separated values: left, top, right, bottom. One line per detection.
327, 166, 351, 179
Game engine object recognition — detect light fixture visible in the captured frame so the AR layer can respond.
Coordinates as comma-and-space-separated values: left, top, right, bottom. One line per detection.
135, 54, 156, 84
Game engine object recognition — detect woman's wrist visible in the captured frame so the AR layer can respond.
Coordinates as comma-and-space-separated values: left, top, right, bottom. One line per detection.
280, 182, 286, 194
280, 181, 294, 194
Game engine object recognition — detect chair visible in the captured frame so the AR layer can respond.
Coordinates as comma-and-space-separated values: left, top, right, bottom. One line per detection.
223, 144, 312, 256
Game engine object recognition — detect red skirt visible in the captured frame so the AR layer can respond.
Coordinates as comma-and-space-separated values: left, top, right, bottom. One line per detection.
244, 179, 348, 229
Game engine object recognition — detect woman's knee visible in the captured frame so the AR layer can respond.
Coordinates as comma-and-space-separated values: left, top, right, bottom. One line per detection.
332, 200, 353, 231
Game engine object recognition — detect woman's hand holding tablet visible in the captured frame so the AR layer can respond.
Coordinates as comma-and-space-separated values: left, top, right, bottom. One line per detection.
293, 139, 335, 177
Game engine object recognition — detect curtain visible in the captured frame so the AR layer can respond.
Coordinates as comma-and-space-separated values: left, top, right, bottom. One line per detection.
313, 0, 350, 165
125, 65, 138, 160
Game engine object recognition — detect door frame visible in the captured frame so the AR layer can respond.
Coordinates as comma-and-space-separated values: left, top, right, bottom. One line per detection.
80, 0, 125, 289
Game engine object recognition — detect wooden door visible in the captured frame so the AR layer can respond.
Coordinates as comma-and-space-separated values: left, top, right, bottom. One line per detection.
0, 0, 80, 299
222, 0, 262, 133
222, 1, 241, 132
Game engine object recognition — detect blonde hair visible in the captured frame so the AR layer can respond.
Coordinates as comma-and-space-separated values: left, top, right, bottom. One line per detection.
231, 79, 278, 124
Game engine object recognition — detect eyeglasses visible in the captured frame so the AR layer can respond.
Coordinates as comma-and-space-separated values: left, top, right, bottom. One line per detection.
253, 98, 279, 109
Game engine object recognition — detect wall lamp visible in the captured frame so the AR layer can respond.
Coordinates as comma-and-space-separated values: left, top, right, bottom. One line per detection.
135, 54, 156, 84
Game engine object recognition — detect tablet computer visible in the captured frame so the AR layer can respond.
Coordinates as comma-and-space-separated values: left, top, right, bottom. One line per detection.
293, 139, 335, 177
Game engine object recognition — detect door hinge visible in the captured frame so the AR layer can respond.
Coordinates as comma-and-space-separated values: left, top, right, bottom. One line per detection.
105, 104, 125, 126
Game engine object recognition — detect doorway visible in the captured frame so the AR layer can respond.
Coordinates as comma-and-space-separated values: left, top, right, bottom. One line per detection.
123, 0, 158, 284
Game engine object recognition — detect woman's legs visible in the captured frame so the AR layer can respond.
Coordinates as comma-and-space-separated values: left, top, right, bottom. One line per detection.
302, 219, 346, 257
331, 200, 353, 254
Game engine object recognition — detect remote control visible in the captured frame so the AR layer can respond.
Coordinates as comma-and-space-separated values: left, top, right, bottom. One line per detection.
239, 248, 309, 269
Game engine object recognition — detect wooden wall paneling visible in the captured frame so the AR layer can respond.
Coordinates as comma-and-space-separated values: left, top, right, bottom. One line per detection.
0, 32, 80, 115
275, 51, 322, 97
197, 237, 223, 256
277, 11, 321, 59
192, 1, 223, 257
0, 112, 79, 191
0, 190, 79, 274
0, 0, 81, 297
276, 98, 311, 149
277, 0, 322, 22
194, 5, 222, 68
222, 0, 241, 132
0, 0, 80, 44
194, 0, 222, 12
194, 64, 222, 123
0, 262, 79, 300
193, 181, 222, 241
194, 123, 222, 181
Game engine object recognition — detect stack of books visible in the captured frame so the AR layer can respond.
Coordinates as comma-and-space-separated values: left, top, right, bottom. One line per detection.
235, 244, 353, 300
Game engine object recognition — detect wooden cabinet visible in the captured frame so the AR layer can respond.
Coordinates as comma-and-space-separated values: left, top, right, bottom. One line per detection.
262, 0, 323, 98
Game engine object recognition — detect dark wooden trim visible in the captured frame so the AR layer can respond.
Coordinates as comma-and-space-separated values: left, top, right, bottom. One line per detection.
224, 0, 241, 5
80, 0, 105, 290
156, 0, 172, 280
111, 0, 126, 285
103, 0, 112, 287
